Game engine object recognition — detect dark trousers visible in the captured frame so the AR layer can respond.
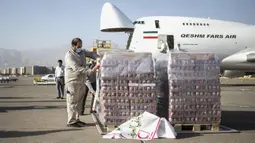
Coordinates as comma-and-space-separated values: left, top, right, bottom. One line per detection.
80, 82, 96, 114
56, 77, 65, 98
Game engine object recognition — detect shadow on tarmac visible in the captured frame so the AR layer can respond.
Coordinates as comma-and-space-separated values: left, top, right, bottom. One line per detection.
221, 84, 255, 87
0, 100, 66, 103
0, 105, 66, 113
0, 129, 81, 138
221, 111, 255, 131
172, 110, 255, 139
176, 133, 202, 139
0, 97, 33, 99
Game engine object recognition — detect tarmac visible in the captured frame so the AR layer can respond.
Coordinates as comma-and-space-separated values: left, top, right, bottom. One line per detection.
0, 77, 255, 143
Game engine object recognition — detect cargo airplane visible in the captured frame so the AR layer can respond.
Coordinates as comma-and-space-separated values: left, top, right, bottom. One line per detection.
100, 2, 255, 78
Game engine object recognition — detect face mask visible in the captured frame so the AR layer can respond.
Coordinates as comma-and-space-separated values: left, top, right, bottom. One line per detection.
76, 48, 82, 53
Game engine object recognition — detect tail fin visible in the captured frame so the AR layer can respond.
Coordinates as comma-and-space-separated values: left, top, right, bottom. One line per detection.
100, 2, 134, 32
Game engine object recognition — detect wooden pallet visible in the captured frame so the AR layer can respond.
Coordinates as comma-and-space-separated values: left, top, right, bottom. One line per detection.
92, 113, 120, 134
174, 123, 220, 132
92, 113, 239, 135
102, 124, 119, 132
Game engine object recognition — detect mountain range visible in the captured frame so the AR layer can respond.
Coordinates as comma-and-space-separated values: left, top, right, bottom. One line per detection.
0, 43, 122, 68
0, 46, 70, 68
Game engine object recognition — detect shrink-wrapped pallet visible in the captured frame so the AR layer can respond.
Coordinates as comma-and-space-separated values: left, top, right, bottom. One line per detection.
155, 54, 169, 98
154, 54, 169, 119
167, 52, 221, 124
98, 52, 157, 126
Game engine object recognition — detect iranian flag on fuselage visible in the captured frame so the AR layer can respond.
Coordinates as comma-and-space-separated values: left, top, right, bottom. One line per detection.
143, 31, 158, 39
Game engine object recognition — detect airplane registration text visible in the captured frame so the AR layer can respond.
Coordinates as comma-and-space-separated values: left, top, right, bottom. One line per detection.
181, 34, 236, 39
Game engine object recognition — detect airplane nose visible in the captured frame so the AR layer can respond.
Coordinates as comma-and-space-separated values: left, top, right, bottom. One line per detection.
246, 53, 255, 62
221, 53, 247, 63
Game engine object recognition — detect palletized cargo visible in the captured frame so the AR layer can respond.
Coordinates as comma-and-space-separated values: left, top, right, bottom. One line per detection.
96, 52, 157, 126
167, 52, 221, 125
154, 54, 169, 119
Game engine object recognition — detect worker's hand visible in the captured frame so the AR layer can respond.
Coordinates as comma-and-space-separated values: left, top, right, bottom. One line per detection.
97, 53, 101, 58
91, 64, 100, 72
96, 63, 100, 69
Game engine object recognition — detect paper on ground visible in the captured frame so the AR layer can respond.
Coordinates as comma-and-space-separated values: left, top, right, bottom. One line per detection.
102, 111, 176, 141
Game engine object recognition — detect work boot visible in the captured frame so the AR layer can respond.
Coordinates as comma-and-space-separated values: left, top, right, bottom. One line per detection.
77, 121, 87, 127
66, 123, 81, 127
90, 110, 96, 113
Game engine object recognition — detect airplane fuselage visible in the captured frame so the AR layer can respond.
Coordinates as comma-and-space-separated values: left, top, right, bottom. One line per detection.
129, 16, 255, 62
100, 3, 255, 77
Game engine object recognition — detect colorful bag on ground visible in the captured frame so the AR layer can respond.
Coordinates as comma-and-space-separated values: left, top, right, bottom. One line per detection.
103, 111, 176, 141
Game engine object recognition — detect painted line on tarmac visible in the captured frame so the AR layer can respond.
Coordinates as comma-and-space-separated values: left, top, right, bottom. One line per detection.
0, 85, 14, 88
240, 89, 252, 91
221, 77, 255, 80
223, 104, 253, 108
240, 105, 252, 108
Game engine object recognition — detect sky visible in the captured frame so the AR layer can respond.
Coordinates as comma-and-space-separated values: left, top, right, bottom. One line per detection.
0, 0, 254, 50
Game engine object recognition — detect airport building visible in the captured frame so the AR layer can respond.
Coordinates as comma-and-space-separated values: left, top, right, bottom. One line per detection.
11, 68, 17, 75
0, 65, 54, 76
3, 68, 12, 75
19, 67, 26, 75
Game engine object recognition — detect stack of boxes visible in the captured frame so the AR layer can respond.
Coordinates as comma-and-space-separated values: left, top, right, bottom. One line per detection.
168, 52, 221, 124
155, 54, 169, 119
98, 52, 157, 126
96, 51, 221, 126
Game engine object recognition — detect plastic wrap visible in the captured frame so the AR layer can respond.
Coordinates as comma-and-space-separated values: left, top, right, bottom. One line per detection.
98, 52, 157, 126
154, 53, 169, 119
167, 52, 221, 124
97, 48, 134, 58
155, 54, 169, 98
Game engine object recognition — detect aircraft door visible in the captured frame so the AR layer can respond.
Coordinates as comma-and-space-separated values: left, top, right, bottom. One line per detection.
167, 35, 174, 50
157, 35, 174, 53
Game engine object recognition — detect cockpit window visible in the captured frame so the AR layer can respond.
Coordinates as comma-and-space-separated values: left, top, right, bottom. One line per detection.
133, 21, 145, 25
155, 20, 160, 28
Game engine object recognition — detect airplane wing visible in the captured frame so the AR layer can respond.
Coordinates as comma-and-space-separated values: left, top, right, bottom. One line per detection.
221, 47, 255, 71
